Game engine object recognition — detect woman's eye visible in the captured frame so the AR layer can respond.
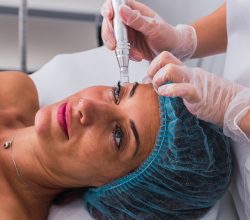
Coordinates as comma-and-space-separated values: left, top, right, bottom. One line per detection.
112, 125, 123, 150
112, 81, 122, 104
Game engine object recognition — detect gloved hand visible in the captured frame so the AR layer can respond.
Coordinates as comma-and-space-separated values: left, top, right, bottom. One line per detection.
101, 0, 197, 61
146, 51, 250, 143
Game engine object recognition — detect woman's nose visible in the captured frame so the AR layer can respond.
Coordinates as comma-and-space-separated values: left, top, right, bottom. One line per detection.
77, 98, 110, 126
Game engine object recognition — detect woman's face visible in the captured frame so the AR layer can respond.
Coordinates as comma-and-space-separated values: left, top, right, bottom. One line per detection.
34, 83, 160, 187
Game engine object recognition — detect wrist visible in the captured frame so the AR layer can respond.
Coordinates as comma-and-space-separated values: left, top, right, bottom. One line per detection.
188, 69, 243, 127
239, 110, 250, 137
223, 88, 250, 143
170, 24, 197, 61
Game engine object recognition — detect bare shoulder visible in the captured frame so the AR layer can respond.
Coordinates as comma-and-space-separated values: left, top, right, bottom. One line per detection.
0, 71, 39, 125
0, 201, 30, 220
0, 71, 37, 95
0, 210, 29, 220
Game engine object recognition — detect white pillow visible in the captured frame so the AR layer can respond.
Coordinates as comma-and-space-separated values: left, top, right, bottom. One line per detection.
31, 46, 149, 107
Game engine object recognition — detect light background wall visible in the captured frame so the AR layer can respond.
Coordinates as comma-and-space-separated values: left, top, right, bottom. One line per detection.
139, 0, 224, 24
0, 14, 98, 71
0, 0, 225, 72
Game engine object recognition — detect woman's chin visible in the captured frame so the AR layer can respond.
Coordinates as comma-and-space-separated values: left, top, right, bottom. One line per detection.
34, 107, 51, 137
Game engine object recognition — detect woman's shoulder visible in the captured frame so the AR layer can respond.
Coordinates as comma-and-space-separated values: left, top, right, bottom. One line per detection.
0, 193, 30, 220
0, 203, 30, 220
0, 71, 37, 94
0, 71, 39, 126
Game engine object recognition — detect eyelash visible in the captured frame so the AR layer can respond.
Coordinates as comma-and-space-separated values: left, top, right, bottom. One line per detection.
112, 81, 123, 150
112, 125, 124, 150
112, 81, 122, 104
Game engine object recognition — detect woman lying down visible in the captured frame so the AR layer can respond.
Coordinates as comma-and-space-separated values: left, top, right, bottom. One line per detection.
0, 71, 231, 220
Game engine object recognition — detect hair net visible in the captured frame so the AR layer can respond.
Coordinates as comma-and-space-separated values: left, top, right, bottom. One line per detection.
83, 96, 232, 220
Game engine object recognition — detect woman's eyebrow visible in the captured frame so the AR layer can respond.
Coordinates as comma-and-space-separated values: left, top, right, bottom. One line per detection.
127, 82, 140, 158
129, 82, 139, 98
130, 120, 140, 158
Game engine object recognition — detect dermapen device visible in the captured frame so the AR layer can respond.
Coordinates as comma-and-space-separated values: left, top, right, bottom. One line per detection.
112, 0, 130, 84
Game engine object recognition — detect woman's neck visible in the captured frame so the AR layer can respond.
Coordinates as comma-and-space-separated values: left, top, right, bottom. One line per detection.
0, 126, 65, 219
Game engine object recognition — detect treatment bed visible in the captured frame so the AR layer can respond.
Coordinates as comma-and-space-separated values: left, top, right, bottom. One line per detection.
30, 46, 238, 220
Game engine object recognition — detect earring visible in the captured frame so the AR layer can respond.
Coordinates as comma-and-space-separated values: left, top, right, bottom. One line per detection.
3, 141, 12, 149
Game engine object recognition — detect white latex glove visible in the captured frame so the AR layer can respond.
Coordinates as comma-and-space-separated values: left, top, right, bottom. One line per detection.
146, 52, 250, 144
101, 0, 197, 61
224, 89, 250, 143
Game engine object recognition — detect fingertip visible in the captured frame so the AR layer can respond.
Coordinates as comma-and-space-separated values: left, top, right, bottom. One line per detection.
102, 36, 115, 51
157, 85, 166, 94
130, 49, 143, 61
151, 66, 169, 90
103, 36, 116, 50
142, 76, 152, 84
110, 43, 116, 50
130, 56, 140, 62
157, 84, 172, 96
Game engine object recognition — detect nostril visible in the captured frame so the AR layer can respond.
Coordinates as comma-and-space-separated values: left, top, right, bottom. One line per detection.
79, 112, 86, 126
79, 111, 83, 119
78, 107, 91, 126
79, 110, 87, 125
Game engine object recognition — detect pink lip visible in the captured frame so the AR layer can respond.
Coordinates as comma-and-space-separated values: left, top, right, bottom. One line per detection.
57, 103, 70, 139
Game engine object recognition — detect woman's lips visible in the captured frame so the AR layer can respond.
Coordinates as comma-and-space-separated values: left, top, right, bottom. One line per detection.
57, 103, 69, 139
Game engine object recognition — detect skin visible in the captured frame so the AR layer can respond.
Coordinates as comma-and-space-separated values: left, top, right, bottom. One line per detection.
0, 72, 160, 220
191, 2, 227, 58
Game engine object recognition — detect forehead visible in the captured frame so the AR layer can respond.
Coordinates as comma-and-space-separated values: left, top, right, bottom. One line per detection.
122, 84, 160, 158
